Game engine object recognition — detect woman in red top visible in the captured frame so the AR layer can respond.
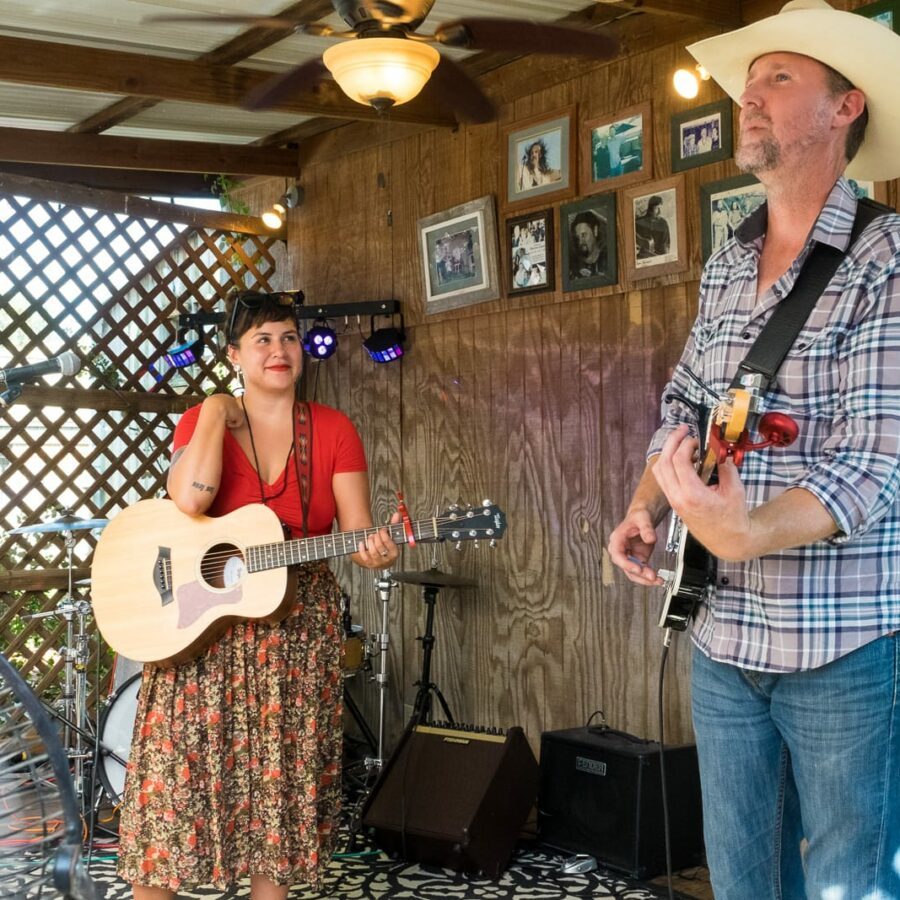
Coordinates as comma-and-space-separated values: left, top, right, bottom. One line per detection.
117, 291, 399, 900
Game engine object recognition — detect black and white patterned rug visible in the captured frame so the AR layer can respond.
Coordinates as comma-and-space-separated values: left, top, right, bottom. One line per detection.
79, 843, 688, 899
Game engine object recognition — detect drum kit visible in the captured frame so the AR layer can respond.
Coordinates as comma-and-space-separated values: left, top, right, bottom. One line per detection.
8, 509, 478, 837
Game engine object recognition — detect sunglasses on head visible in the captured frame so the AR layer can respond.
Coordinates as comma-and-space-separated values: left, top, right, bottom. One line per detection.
226, 291, 304, 342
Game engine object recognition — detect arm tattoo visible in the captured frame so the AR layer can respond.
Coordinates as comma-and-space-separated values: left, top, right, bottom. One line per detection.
191, 481, 216, 494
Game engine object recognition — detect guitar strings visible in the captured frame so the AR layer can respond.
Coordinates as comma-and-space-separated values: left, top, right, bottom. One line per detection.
157, 514, 495, 580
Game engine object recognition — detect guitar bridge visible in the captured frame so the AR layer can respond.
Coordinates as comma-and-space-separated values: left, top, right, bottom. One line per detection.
152, 547, 174, 607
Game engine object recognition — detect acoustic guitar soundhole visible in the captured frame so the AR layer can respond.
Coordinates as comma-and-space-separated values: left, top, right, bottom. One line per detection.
201, 543, 246, 590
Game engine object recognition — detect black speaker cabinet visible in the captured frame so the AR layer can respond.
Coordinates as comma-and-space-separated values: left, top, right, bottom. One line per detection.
361, 723, 539, 877
537, 726, 704, 879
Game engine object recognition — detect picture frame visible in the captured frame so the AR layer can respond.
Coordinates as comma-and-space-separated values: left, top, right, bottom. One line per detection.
855, 0, 899, 32
581, 101, 653, 195
846, 177, 889, 204
418, 195, 500, 314
503, 106, 576, 210
506, 208, 555, 296
671, 99, 733, 172
560, 195, 618, 293
623, 175, 688, 282
699, 174, 766, 263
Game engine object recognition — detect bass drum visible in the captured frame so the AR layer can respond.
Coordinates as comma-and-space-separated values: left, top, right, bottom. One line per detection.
98, 672, 142, 805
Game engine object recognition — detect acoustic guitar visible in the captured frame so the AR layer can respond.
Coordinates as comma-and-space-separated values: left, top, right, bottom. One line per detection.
91, 498, 506, 667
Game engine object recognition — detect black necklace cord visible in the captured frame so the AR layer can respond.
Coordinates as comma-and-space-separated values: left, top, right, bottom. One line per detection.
240, 395, 296, 505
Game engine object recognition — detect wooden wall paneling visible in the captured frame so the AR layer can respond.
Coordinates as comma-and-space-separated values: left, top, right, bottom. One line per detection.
504, 306, 564, 748
559, 296, 606, 731
456, 312, 513, 728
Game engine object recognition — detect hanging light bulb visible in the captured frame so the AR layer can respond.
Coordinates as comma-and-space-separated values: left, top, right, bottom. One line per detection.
303, 318, 338, 360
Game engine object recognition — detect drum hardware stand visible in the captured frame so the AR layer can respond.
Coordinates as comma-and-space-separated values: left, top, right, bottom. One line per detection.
342, 571, 397, 845
410, 583, 455, 727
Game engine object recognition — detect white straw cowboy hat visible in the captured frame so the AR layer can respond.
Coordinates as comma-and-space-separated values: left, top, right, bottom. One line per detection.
687, 0, 900, 181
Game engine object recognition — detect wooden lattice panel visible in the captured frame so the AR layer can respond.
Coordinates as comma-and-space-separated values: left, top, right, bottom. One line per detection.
0, 185, 280, 706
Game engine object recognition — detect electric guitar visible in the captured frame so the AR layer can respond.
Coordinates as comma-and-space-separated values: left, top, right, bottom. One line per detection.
91, 498, 506, 667
655, 389, 798, 631
656, 390, 751, 631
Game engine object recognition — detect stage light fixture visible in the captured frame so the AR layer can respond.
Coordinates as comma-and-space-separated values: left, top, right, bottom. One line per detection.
262, 201, 286, 230
303, 319, 338, 360
363, 314, 406, 364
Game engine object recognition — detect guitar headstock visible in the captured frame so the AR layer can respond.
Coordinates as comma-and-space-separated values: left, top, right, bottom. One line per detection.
433, 500, 507, 546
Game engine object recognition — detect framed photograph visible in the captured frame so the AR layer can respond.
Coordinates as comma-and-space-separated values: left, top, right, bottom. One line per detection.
846, 177, 889, 204
418, 195, 500, 314
699, 174, 767, 263
581, 102, 652, 194
623, 176, 688, 282
671, 99, 733, 172
560, 195, 618, 293
855, 0, 899, 32
506, 208, 555, 296
503, 106, 576, 210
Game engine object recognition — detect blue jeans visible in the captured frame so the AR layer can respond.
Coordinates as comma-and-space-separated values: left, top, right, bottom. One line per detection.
691, 634, 900, 900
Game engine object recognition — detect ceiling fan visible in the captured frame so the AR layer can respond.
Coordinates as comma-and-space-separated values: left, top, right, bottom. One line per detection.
149, 0, 619, 123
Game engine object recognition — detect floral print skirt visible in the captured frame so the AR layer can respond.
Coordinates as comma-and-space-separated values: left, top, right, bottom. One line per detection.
117, 562, 343, 891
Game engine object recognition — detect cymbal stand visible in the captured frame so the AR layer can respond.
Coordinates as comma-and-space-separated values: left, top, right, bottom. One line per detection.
366, 570, 397, 772
410, 583, 454, 726
24, 529, 94, 811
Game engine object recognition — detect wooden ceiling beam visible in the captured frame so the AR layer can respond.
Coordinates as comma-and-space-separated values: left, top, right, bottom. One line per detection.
0, 163, 217, 196
0, 127, 299, 177
70, 0, 335, 135
0, 35, 453, 128
594, 0, 743, 28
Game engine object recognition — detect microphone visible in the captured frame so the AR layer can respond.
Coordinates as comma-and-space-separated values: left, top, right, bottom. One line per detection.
0, 351, 82, 385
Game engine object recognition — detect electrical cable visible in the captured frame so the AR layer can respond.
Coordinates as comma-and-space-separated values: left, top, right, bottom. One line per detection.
657, 630, 675, 900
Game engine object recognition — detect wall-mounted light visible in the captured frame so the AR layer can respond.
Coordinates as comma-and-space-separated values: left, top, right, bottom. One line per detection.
261, 202, 286, 230
303, 318, 338, 360
363, 313, 406, 364
672, 64, 711, 99
323, 37, 440, 110
261, 184, 303, 230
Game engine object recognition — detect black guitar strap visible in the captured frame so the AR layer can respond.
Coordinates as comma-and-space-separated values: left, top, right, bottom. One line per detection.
729, 197, 890, 394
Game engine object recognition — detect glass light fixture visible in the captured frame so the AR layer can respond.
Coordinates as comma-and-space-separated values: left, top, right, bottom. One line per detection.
323, 37, 440, 108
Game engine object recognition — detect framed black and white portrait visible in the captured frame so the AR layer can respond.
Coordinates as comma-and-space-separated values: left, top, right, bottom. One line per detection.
624, 176, 687, 282
581, 102, 653, 195
699, 174, 767, 262
560, 195, 618, 293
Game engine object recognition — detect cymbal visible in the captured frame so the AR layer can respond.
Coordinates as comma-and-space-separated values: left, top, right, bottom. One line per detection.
392, 567, 476, 588
9, 514, 109, 535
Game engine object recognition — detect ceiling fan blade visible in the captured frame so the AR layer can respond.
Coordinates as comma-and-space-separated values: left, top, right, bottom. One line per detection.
423, 57, 494, 124
145, 14, 305, 28
242, 59, 329, 110
435, 18, 619, 60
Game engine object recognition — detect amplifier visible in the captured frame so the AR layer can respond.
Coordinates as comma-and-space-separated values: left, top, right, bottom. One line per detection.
362, 723, 539, 877
537, 726, 704, 879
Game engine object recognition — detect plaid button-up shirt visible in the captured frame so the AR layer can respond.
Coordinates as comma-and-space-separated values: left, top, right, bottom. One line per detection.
648, 178, 900, 672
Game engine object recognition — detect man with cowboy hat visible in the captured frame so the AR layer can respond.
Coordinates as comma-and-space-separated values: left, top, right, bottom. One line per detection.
608, 1, 900, 896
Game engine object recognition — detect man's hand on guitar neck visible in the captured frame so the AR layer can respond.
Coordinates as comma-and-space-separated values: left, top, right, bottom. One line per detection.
653, 424, 839, 562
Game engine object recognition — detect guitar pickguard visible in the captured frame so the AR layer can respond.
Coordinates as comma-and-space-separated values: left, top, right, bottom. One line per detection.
176, 581, 243, 629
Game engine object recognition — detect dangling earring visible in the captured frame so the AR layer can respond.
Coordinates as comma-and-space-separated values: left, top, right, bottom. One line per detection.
233, 364, 245, 397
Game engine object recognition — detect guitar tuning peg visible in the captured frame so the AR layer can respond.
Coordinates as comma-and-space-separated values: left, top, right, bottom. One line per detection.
473, 540, 479, 549
489, 539, 496, 549
454, 541, 462, 551
482, 498, 493, 507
